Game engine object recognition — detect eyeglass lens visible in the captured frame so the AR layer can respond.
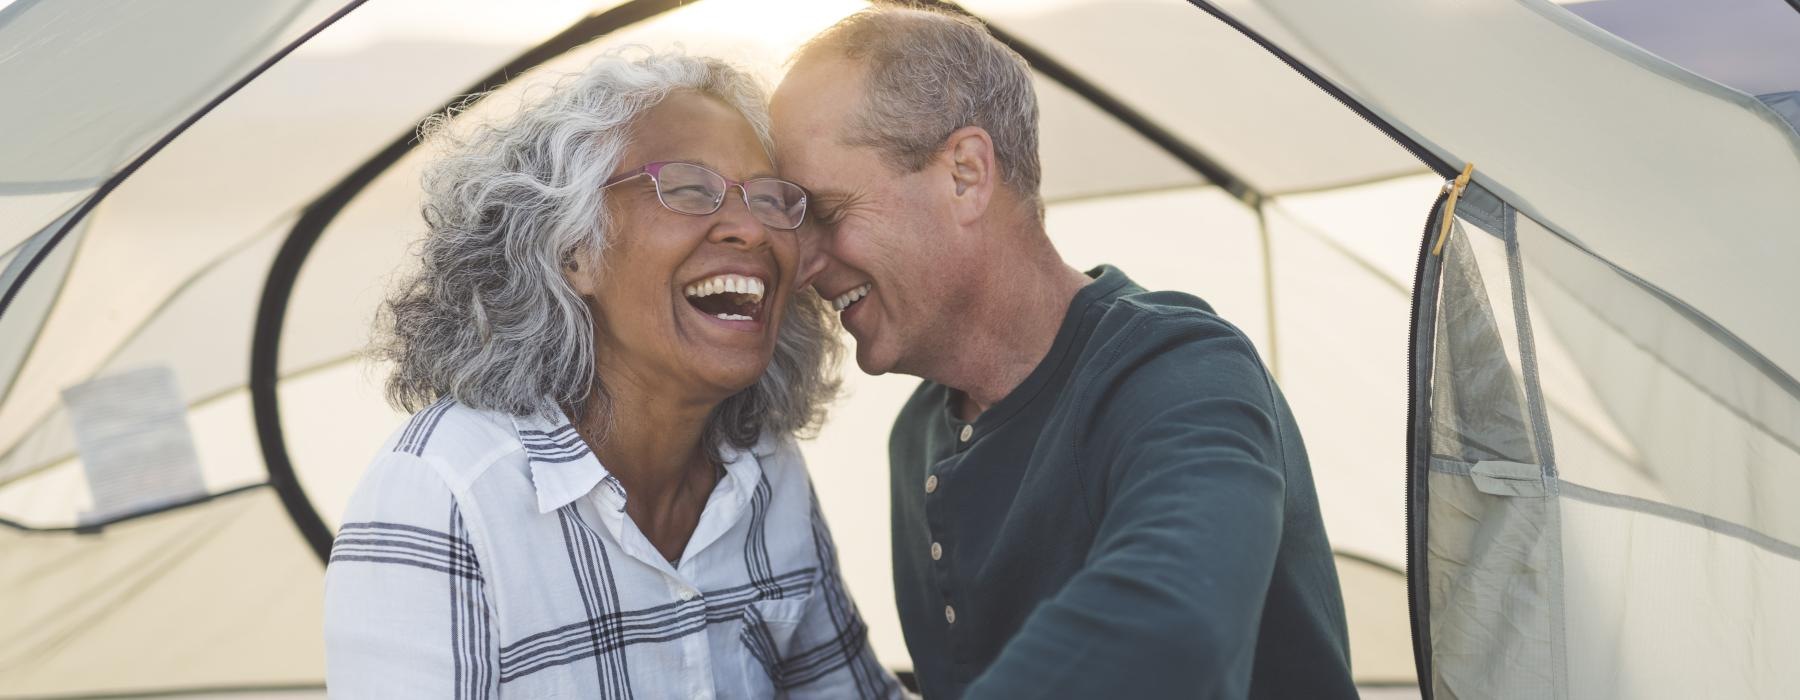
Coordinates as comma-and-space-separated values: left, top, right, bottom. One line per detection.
654, 162, 806, 230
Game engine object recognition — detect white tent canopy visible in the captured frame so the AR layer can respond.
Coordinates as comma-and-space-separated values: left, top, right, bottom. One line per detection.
2, 1, 1795, 697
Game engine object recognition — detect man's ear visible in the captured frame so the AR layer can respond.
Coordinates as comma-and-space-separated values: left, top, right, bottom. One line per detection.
942, 125, 996, 224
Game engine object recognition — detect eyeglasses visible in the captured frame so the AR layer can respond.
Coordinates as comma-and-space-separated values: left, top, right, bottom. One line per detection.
601, 161, 808, 231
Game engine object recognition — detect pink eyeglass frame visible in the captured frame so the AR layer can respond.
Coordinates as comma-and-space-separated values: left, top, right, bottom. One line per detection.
601, 161, 809, 230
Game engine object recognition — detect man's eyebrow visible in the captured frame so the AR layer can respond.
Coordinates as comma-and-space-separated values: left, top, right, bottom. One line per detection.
809, 188, 858, 205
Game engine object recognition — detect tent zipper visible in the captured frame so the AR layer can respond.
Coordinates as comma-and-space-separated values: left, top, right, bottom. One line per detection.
1431, 163, 1477, 256
1404, 183, 1451, 697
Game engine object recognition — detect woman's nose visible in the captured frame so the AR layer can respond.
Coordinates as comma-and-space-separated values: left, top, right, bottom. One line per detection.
707, 186, 769, 248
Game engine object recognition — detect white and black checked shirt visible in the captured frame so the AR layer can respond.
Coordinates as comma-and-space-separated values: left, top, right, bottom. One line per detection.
323, 399, 902, 699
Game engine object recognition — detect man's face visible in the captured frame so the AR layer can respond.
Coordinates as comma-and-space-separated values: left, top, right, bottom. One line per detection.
772, 58, 967, 377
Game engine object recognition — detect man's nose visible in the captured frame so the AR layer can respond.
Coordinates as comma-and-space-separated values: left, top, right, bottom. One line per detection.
794, 222, 830, 292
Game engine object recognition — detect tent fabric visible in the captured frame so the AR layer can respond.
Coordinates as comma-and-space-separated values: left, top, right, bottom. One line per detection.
0, 487, 326, 697
1558, 0, 1800, 99
1412, 183, 1800, 698
2, 0, 1795, 697
1224, 0, 1800, 382
1761, 91, 1800, 133
0, 0, 326, 196
1416, 217, 1557, 699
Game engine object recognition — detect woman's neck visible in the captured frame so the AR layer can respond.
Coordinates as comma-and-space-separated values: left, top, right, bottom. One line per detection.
574, 364, 725, 563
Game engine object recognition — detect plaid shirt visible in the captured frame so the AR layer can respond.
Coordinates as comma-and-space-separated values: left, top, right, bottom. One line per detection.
323, 399, 900, 699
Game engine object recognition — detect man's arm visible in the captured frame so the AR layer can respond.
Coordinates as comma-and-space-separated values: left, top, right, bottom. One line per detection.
964, 325, 1287, 699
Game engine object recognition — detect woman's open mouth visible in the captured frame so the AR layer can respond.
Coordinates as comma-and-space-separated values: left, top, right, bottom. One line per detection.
683, 273, 766, 325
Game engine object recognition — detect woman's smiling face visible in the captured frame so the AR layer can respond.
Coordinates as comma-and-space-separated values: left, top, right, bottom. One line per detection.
569, 91, 798, 403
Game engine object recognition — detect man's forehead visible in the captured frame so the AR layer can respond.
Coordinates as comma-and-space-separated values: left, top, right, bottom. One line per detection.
776, 59, 862, 120
773, 58, 878, 186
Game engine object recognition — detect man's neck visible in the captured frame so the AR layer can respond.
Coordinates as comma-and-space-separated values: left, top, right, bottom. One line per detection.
934, 252, 1093, 420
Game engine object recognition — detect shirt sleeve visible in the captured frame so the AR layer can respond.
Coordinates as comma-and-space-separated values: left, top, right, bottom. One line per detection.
323, 451, 499, 699
766, 480, 906, 700
963, 319, 1288, 699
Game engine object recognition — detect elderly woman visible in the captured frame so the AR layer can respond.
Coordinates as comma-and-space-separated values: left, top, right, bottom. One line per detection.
322, 52, 901, 699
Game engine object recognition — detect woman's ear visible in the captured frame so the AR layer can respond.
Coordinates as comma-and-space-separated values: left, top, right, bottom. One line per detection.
562, 250, 599, 298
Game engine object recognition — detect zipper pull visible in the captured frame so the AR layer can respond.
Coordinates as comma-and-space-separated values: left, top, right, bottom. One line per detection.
1432, 162, 1477, 256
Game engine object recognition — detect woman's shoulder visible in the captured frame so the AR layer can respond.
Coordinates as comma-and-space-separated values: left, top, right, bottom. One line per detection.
380, 398, 519, 459
349, 400, 524, 512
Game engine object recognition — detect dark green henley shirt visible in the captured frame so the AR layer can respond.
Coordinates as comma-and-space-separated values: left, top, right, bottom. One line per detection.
889, 265, 1356, 699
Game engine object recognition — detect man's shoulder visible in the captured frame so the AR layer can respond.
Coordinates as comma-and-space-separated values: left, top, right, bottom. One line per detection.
1067, 285, 1282, 441
1086, 287, 1266, 379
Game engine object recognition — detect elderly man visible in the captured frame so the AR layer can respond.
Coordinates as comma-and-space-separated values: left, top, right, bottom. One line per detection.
772, 6, 1358, 699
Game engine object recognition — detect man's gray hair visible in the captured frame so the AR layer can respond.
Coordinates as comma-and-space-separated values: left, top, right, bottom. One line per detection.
377, 49, 840, 459
797, 5, 1042, 215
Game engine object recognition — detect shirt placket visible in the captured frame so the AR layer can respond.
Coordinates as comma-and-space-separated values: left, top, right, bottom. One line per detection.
587, 484, 718, 700
926, 416, 977, 664
666, 572, 713, 700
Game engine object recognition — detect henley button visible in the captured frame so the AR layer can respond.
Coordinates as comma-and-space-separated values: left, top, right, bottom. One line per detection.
925, 474, 939, 494
959, 425, 973, 442
930, 542, 943, 560
945, 605, 957, 624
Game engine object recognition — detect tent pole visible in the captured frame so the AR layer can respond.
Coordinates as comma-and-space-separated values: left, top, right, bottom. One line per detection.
1255, 205, 1279, 379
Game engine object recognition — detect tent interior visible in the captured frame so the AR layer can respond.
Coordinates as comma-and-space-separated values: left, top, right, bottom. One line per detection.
2, 0, 1796, 698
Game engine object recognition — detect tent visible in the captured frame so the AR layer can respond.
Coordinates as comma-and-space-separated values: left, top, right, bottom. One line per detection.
2, 0, 1796, 697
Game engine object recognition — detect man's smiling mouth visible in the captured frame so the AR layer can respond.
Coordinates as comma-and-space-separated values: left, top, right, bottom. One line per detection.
831, 283, 871, 312
684, 274, 765, 321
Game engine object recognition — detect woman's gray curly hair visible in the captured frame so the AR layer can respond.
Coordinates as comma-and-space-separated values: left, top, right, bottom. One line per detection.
376, 49, 840, 459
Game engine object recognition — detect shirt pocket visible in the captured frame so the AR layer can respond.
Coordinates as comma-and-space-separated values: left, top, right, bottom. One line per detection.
736, 595, 813, 698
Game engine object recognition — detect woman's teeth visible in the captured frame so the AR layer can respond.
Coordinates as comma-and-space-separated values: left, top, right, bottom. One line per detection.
832, 283, 871, 312
684, 274, 765, 322
683, 274, 765, 301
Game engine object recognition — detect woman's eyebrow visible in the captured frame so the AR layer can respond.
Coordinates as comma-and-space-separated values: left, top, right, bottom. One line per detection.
671, 157, 776, 181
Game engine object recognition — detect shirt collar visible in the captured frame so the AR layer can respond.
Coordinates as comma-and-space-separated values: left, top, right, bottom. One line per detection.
510, 403, 607, 514
511, 402, 784, 515
714, 432, 778, 499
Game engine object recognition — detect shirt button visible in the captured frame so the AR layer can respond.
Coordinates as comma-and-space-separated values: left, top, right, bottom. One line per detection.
959, 425, 973, 442
945, 605, 957, 624
930, 542, 943, 560
925, 474, 939, 494
679, 589, 696, 602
